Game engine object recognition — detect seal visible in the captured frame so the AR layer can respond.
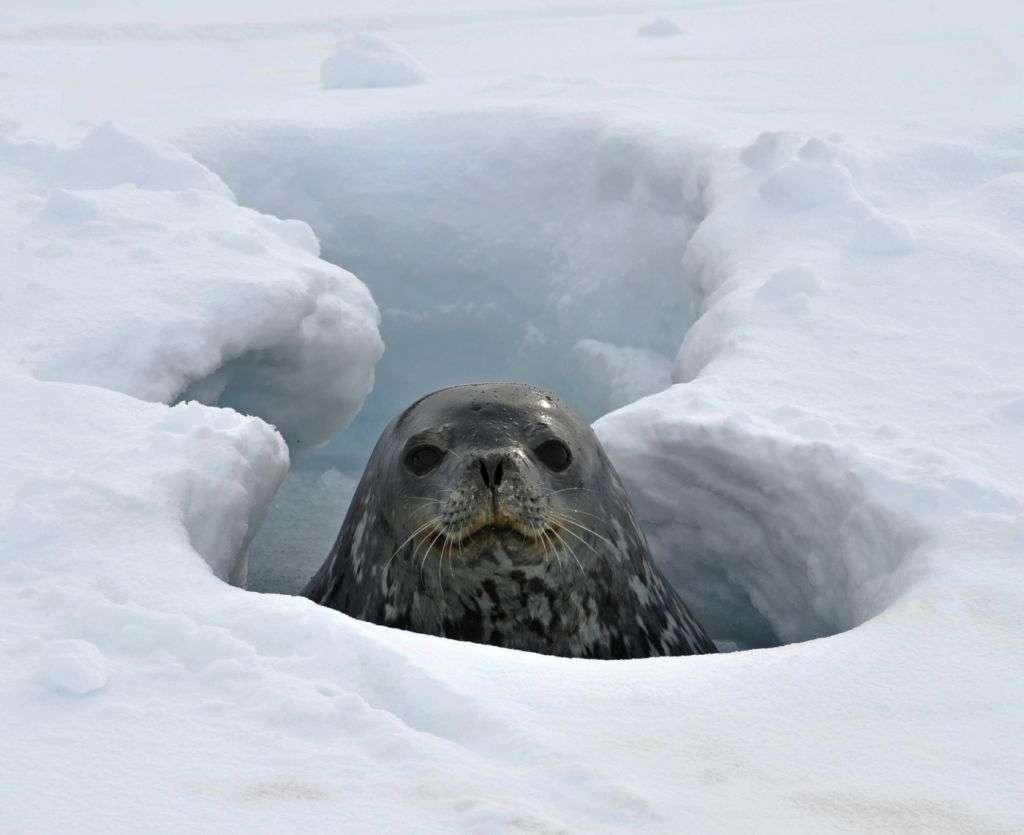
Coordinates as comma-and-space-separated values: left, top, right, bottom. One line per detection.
303, 383, 716, 659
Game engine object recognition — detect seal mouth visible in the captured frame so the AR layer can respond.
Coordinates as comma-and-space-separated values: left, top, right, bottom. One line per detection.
447, 521, 542, 547
435, 500, 552, 548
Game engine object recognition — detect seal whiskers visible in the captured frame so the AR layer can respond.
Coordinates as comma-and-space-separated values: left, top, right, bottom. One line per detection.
303, 383, 717, 659
551, 514, 614, 550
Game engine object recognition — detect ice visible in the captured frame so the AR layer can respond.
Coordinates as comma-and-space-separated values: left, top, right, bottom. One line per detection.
246, 467, 358, 594
321, 33, 428, 90
572, 338, 673, 412
1, 0, 1023, 830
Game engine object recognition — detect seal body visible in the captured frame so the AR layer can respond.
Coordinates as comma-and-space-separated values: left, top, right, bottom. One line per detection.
303, 383, 715, 659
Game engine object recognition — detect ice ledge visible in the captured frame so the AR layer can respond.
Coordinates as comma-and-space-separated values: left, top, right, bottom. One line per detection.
0, 122, 383, 580
0, 121, 383, 449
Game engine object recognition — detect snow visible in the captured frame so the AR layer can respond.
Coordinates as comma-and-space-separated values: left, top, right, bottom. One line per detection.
1, 0, 1023, 831
321, 33, 428, 90
42, 639, 110, 695
635, 18, 684, 39
596, 390, 920, 648
0, 122, 382, 452
0, 120, 382, 584
849, 213, 916, 255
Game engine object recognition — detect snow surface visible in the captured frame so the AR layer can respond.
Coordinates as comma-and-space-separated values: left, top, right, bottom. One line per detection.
321, 33, 428, 90
0, 123, 382, 452
636, 18, 685, 39
1, 0, 1023, 831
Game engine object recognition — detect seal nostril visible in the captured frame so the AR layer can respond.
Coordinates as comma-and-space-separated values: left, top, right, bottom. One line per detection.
478, 458, 490, 488
494, 459, 503, 487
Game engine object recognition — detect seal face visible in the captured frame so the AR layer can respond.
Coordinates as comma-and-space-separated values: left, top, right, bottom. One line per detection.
303, 383, 716, 659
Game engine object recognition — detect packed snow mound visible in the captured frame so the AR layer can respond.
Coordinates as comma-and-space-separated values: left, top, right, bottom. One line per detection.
636, 18, 685, 38
41, 639, 110, 695
1, 121, 231, 196
849, 212, 916, 254
756, 264, 822, 308
320, 33, 427, 90
597, 389, 919, 647
0, 123, 383, 448
0, 372, 287, 585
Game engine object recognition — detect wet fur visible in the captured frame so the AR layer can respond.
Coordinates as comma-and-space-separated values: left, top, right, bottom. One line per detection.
303, 384, 716, 659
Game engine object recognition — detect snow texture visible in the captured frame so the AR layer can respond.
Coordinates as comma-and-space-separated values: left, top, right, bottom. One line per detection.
1, 0, 1023, 831
0, 123, 383, 452
42, 640, 109, 695
321, 33, 428, 90
0, 121, 382, 585
636, 18, 685, 38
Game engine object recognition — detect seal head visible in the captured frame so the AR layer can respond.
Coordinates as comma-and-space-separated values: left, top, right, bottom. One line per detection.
303, 383, 715, 659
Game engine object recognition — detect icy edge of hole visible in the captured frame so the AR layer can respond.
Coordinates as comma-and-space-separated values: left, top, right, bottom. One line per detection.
597, 399, 923, 649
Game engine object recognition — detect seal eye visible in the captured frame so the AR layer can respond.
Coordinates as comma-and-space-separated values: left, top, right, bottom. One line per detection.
534, 439, 571, 472
405, 444, 445, 476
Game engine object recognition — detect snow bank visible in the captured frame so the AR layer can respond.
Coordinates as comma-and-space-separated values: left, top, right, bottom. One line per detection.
0, 372, 287, 587
597, 392, 918, 647
0, 121, 382, 583
0, 122, 383, 450
320, 33, 427, 90
1, 121, 231, 196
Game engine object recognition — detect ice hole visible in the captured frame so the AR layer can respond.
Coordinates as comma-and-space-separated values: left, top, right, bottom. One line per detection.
189, 108, 917, 650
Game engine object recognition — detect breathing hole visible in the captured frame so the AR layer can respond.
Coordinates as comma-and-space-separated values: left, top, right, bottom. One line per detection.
189, 110, 919, 653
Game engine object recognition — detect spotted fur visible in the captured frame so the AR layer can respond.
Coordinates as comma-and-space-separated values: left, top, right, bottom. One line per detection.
303, 383, 715, 659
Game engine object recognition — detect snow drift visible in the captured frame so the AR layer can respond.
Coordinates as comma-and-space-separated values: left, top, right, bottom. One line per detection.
598, 394, 918, 647
320, 33, 427, 90
0, 122, 383, 581
0, 122, 382, 453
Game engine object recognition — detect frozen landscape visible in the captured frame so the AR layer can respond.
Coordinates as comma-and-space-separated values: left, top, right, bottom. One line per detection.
1, 0, 1022, 830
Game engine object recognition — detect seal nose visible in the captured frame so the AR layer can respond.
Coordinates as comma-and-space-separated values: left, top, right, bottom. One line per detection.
477, 453, 505, 490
